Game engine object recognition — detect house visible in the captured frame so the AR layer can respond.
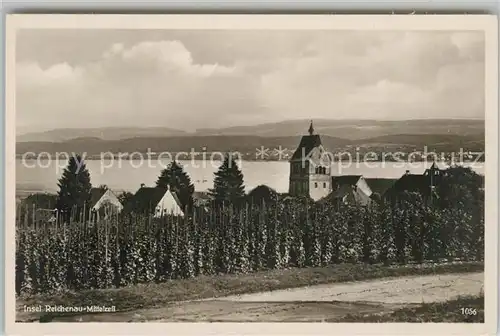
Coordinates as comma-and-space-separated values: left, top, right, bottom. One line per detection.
192, 191, 212, 208
329, 184, 372, 207
247, 185, 279, 205
127, 186, 184, 217
364, 178, 398, 200
330, 175, 373, 206
35, 208, 57, 224
18, 193, 58, 225
89, 186, 123, 220
331, 175, 372, 197
21, 192, 58, 210
288, 121, 333, 201
385, 163, 445, 200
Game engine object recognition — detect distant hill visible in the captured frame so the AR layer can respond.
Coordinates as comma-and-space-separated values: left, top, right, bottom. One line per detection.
351, 133, 485, 152
195, 119, 485, 140
17, 119, 484, 143
16, 135, 350, 156
15, 133, 484, 156
16, 127, 187, 142
15, 119, 485, 155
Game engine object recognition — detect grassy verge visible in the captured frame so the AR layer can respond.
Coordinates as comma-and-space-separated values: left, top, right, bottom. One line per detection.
331, 295, 484, 322
17, 261, 483, 321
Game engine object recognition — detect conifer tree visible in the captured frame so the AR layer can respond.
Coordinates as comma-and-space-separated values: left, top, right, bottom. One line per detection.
156, 161, 195, 212
209, 154, 245, 206
56, 154, 92, 221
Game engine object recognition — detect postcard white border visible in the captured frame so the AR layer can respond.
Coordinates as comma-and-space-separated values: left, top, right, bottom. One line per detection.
5, 14, 499, 336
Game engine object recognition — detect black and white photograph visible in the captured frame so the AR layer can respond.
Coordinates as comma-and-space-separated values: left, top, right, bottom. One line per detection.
5, 14, 498, 333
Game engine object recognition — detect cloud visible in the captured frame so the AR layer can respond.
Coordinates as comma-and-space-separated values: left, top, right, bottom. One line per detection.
16, 31, 485, 133
17, 39, 257, 131
257, 31, 484, 120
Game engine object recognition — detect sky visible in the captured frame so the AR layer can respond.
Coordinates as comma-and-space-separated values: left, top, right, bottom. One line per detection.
16, 29, 485, 133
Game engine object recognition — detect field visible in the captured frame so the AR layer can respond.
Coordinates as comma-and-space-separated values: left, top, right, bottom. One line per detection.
15, 165, 485, 323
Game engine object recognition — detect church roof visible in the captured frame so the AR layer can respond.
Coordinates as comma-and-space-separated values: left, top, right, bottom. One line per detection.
290, 134, 322, 161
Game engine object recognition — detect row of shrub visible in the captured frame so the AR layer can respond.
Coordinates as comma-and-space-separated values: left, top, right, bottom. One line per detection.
15, 190, 484, 295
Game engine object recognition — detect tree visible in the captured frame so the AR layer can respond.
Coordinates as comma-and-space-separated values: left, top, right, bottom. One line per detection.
209, 154, 245, 205
56, 155, 92, 221
436, 166, 483, 209
117, 191, 134, 207
156, 161, 195, 212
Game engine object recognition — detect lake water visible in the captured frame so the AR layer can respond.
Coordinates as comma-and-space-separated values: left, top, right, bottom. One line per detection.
16, 159, 485, 194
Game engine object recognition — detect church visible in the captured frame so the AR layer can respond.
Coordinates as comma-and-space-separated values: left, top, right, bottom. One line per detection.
288, 121, 333, 201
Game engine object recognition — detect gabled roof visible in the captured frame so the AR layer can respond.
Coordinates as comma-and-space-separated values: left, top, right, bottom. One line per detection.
90, 187, 107, 208
247, 185, 279, 204
364, 178, 398, 195
331, 184, 372, 206
290, 134, 322, 161
331, 175, 362, 186
391, 174, 430, 194
35, 208, 57, 222
128, 187, 169, 213
23, 193, 58, 209
193, 191, 211, 200
170, 191, 183, 210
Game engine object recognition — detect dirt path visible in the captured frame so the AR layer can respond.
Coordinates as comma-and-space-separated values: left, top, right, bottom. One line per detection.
218, 271, 484, 304
22, 272, 484, 322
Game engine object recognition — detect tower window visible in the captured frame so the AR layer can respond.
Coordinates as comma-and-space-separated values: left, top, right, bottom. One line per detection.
323, 182, 326, 188
315, 182, 318, 188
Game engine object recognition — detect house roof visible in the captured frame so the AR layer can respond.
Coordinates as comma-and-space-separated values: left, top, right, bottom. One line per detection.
391, 174, 430, 194
170, 191, 183, 210
331, 175, 362, 186
90, 187, 107, 208
193, 191, 211, 200
192, 191, 211, 207
290, 134, 322, 161
23, 193, 58, 209
35, 208, 57, 222
128, 187, 169, 213
364, 178, 398, 195
247, 185, 279, 203
331, 184, 372, 206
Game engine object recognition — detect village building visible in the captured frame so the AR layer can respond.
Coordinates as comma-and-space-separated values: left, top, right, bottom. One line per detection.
127, 186, 184, 217
288, 121, 333, 201
21, 192, 58, 210
192, 191, 212, 208
384, 163, 445, 199
35, 208, 57, 224
330, 175, 373, 206
363, 178, 398, 202
89, 186, 123, 220
247, 185, 279, 205
18, 192, 58, 225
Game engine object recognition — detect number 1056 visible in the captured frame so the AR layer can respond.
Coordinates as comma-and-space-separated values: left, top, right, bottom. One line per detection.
461, 308, 477, 315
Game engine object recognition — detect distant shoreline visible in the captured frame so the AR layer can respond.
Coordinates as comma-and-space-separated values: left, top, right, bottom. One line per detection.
15, 156, 485, 163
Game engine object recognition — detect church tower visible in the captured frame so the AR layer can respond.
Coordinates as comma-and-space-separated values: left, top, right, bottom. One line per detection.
289, 121, 332, 201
